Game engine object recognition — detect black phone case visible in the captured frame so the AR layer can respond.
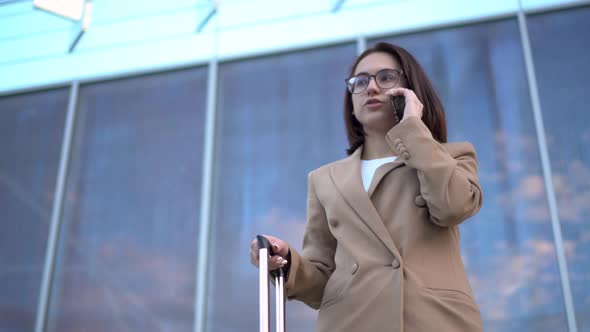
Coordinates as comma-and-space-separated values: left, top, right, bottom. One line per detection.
391, 95, 405, 121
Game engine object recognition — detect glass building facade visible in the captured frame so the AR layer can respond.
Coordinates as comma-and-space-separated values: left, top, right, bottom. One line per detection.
1, 2, 589, 332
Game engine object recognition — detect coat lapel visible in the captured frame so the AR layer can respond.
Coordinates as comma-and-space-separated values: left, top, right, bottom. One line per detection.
329, 147, 401, 257
367, 158, 405, 197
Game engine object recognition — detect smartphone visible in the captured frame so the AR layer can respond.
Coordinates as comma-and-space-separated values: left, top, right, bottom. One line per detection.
390, 95, 405, 121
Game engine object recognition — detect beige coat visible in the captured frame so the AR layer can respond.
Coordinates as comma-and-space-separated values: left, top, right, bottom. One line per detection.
285, 117, 483, 332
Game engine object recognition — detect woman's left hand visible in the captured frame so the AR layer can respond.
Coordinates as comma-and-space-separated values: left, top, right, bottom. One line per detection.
386, 88, 423, 122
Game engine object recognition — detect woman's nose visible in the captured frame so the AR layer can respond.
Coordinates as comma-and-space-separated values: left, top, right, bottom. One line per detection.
365, 76, 380, 94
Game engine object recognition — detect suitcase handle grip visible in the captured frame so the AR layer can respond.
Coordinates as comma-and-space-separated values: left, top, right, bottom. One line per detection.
256, 235, 276, 256
256, 235, 285, 279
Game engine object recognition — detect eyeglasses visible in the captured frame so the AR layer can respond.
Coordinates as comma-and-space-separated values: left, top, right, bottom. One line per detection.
345, 68, 403, 94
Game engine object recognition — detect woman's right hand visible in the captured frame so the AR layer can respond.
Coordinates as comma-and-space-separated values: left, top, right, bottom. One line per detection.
250, 235, 289, 270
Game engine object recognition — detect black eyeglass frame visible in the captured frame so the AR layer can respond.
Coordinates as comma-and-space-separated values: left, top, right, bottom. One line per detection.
345, 68, 404, 94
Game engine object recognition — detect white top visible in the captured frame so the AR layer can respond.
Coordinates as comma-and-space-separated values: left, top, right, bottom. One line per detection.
361, 156, 397, 192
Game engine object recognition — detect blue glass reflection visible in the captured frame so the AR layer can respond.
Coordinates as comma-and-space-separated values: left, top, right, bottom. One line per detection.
376, 18, 568, 331
528, 6, 590, 330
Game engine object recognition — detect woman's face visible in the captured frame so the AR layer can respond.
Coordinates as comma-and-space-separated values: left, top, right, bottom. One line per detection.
351, 52, 406, 134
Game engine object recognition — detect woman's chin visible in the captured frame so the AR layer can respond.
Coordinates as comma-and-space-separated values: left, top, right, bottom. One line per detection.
363, 122, 397, 134
359, 113, 396, 131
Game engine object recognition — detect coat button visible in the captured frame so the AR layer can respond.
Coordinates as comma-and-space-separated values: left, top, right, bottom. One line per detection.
401, 152, 410, 160
329, 219, 339, 227
351, 263, 359, 274
414, 195, 426, 207
391, 259, 400, 269
393, 138, 402, 145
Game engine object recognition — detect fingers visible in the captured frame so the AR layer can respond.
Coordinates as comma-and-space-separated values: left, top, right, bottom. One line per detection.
386, 87, 423, 121
250, 235, 289, 270
386, 87, 414, 99
249, 238, 259, 266
257, 234, 289, 257
387, 88, 422, 109
250, 252, 288, 270
249, 247, 259, 267
268, 255, 289, 270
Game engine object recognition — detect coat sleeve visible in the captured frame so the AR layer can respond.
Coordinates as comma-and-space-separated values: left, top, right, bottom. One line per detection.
284, 170, 337, 309
385, 117, 483, 227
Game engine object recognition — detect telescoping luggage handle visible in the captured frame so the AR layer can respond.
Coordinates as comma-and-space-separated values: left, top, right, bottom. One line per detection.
257, 235, 286, 332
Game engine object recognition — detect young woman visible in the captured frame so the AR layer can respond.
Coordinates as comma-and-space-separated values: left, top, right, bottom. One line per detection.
250, 42, 483, 332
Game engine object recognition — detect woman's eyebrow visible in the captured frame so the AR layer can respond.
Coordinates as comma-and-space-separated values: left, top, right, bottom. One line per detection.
354, 68, 395, 75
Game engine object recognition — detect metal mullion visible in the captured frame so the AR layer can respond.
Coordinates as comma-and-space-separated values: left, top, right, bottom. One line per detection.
194, 19, 219, 332
34, 81, 80, 332
356, 36, 366, 55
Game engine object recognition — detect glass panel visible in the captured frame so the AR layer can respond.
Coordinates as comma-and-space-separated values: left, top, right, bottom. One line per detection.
528, 6, 590, 331
46, 68, 207, 332
206, 44, 356, 332
371, 18, 568, 331
0, 88, 69, 332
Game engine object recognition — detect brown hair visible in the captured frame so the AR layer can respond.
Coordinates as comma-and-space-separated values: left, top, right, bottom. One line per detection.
344, 42, 447, 155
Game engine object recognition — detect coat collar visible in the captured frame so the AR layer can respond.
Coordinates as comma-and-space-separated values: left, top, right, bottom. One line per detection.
367, 156, 406, 197
329, 146, 403, 258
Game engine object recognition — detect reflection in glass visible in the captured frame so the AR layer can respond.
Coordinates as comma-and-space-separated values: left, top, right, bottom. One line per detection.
206, 44, 356, 332
528, 6, 590, 330
0, 88, 69, 332
45, 69, 207, 332
373, 18, 568, 331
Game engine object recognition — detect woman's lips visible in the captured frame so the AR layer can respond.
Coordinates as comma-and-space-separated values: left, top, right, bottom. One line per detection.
365, 101, 385, 109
